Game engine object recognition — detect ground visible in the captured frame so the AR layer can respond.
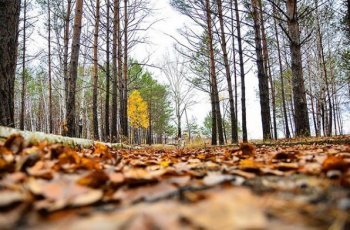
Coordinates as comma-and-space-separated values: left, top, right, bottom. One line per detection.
0, 134, 350, 229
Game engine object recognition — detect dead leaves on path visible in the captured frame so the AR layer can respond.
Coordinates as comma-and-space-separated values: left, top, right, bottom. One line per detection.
0, 134, 350, 229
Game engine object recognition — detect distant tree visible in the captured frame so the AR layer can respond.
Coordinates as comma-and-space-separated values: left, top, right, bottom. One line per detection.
128, 90, 149, 129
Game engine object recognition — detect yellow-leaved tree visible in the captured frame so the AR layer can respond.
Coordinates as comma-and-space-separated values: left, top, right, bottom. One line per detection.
128, 90, 149, 129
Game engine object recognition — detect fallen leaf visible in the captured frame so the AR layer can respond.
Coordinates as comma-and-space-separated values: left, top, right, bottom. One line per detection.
202, 173, 234, 186
77, 170, 109, 188
322, 156, 350, 172
239, 143, 256, 156
4, 134, 25, 154
0, 190, 25, 208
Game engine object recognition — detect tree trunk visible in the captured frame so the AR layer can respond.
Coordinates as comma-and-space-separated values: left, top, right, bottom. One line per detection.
273, 3, 290, 138
230, 0, 239, 143
20, 0, 27, 130
93, 0, 100, 140
251, 0, 271, 140
66, 0, 84, 137
234, 0, 248, 142
0, 0, 21, 127
48, 0, 53, 134
258, 0, 276, 139
105, 0, 111, 141
205, 0, 224, 145
63, 0, 72, 107
217, 0, 237, 144
121, 0, 129, 138
111, 0, 120, 142
286, 0, 310, 136
315, 0, 332, 136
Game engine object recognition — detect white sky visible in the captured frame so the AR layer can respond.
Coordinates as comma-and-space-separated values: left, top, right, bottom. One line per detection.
132, 0, 264, 139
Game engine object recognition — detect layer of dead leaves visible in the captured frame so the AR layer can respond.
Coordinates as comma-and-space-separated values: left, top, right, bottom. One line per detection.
1, 134, 350, 229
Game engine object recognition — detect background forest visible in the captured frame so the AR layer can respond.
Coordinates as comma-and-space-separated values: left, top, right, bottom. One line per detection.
0, 0, 350, 145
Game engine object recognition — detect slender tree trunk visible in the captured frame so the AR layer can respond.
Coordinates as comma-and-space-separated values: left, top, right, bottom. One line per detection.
217, 0, 237, 144
234, 0, 248, 142
273, 3, 290, 138
111, 0, 120, 142
258, 0, 276, 139
251, 0, 271, 140
20, 0, 27, 130
117, 1, 123, 142
315, 0, 332, 136
66, 0, 84, 137
121, 0, 129, 138
0, 0, 21, 127
205, 0, 224, 145
286, 0, 310, 136
48, 0, 53, 134
210, 86, 217, 145
63, 0, 72, 106
92, 0, 100, 140
230, 1, 238, 143
105, 0, 111, 141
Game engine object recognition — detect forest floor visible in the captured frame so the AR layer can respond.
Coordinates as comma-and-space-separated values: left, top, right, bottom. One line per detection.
0, 134, 350, 229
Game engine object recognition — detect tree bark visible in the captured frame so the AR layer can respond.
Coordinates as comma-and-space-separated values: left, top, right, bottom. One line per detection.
121, 0, 129, 138
111, 0, 120, 142
105, 0, 111, 141
230, 0, 239, 143
272, 3, 290, 138
217, 0, 237, 144
63, 0, 72, 107
205, 0, 224, 145
66, 0, 84, 137
92, 0, 100, 140
0, 0, 21, 127
48, 0, 53, 134
234, 0, 248, 142
251, 0, 271, 140
20, 0, 27, 130
286, 0, 310, 136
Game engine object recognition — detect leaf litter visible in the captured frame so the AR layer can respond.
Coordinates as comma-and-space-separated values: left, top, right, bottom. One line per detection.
0, 134, 350, 229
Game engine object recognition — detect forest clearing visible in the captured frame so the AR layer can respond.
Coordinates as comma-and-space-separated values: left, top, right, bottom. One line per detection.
1, 0, 350, 229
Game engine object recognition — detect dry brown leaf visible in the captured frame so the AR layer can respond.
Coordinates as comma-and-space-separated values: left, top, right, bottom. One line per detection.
76, 170, 109, 188
322, 156, 350, 172
4, 134, 25, 154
